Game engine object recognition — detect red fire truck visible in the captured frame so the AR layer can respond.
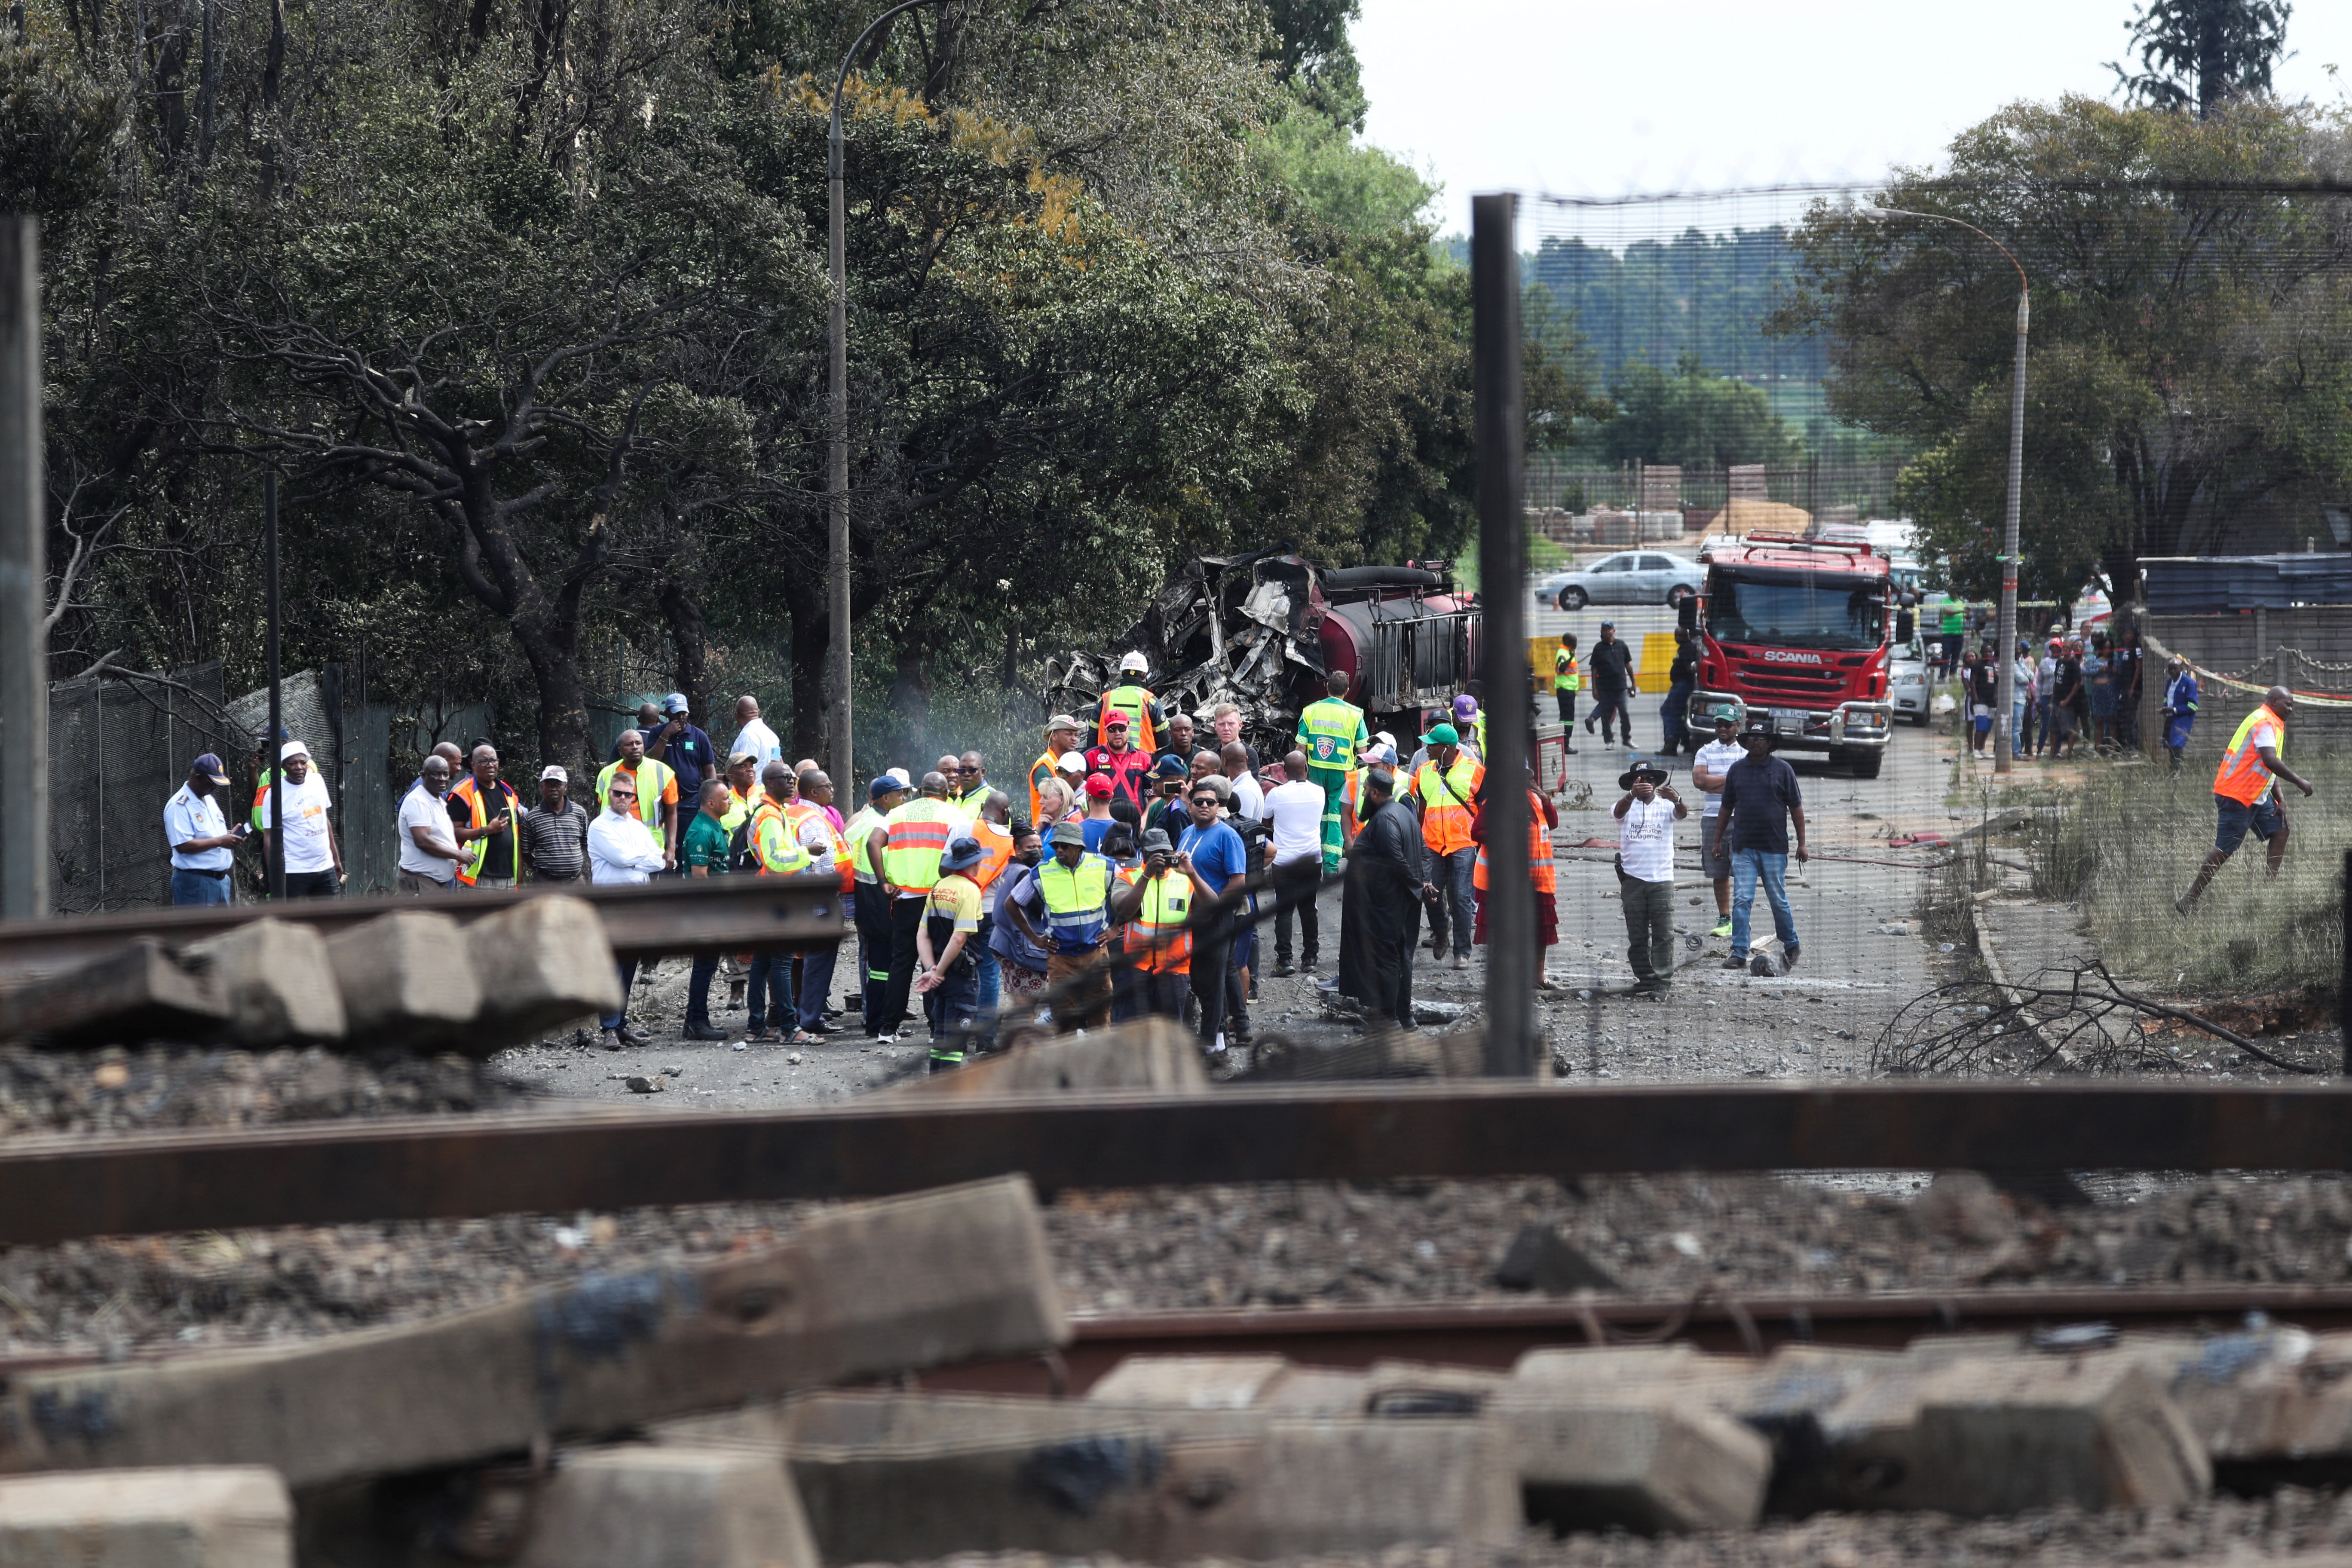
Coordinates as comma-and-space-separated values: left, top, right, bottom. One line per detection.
1685, 533, 1896, 778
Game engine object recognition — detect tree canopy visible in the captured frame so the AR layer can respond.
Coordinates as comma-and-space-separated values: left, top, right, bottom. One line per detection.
2112, 0, 2293, 118
1779, 95, 2352, 601
5, 0, 1531, 770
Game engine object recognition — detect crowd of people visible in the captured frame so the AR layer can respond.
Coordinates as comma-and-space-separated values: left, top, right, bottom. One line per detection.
161, 643, 1859, 1066
1942, 626, 2179, 764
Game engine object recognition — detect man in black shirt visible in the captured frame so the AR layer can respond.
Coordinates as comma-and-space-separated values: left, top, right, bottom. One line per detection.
1585, 622, 1638, 747
1715, 719, 1808, 972
1662, 628, 1697, 754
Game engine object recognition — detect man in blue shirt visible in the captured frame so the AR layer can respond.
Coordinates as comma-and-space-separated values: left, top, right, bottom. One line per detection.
646, 692, 714, 806
1715, 719, 1809, 973
1177, 778, 1249, 1055
2162, 655, 2199, 774
164, 753, 244, 905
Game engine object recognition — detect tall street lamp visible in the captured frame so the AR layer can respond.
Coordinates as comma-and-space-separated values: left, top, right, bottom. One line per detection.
1860, 203, 2030, 776
827, 0, 946, 789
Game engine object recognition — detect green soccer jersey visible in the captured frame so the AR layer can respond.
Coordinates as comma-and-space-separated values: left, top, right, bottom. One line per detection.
683, 809, 732, 873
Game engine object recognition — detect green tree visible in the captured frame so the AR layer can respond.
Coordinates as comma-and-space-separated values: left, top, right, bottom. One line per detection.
1593, 355, 1803, 468
1780, 95, 2352, 602
2111, 0, 2292, 118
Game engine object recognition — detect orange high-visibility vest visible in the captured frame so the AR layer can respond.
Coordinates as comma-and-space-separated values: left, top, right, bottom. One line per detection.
2213, 704, 2286, 805
1096, 685, 1159, 750
1474, 790, 1557, 895
447, 775, 523, 886
1413, 756, 1485, 857
1121, 866, 1194, 974
786, 798, 853, 894
882, 797, 960, 893
970, 818, 1015, 891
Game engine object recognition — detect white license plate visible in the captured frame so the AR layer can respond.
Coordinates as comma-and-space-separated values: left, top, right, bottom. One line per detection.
1773, 709, 1809, 734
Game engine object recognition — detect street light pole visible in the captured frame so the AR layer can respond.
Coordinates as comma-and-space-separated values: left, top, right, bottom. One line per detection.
828, 0, 944, 793
1861, 204, 2030, 776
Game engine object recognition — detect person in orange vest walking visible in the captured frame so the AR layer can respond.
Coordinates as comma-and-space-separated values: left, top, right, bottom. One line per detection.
1471, 765, 1560, 989
1406, 723, 1485, 971
2178, 686, 2313, 913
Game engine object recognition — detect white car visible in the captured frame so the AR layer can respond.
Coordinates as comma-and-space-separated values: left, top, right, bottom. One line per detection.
1552, 551, 1705, 610
1890, 634, 1932, 725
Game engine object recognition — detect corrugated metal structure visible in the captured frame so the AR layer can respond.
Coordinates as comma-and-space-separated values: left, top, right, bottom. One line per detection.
2142, 555, 2352, 614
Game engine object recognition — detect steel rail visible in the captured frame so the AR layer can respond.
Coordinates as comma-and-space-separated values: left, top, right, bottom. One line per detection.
6, 1080, 2352, 1245
0, 875, 848, 981
920, 1285, 2352, 1393
1, 1283, 2343, 1397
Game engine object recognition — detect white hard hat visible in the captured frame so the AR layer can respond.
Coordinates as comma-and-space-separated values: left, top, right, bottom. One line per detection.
1118, 650, 1149, 674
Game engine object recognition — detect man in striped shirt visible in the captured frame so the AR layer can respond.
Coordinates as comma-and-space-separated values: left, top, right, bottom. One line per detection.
520, 766, 589, 882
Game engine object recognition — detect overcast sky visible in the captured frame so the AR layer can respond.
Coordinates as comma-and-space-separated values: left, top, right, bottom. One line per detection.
1357, 0, 2352, 237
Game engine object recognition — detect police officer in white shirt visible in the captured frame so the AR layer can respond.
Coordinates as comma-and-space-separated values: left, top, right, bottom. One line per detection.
164, 752, 245, 905
1614, 761, 1687, 994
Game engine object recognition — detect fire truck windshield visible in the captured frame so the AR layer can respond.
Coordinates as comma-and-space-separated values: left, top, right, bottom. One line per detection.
1707, 567, 1886, 651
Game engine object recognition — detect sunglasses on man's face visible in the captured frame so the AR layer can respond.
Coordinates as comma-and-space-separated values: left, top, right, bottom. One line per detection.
1190, 794, 1219, 807
609, 789, 637, 802
957, 764, 981, 773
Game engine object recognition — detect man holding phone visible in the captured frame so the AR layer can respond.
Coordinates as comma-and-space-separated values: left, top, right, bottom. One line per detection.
165, 752, 245, 906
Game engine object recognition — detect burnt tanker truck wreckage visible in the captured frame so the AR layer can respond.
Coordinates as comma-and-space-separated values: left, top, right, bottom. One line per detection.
1044, 550, 1483, 758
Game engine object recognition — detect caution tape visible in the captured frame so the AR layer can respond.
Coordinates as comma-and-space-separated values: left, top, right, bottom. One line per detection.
2136, 628, 2352, 709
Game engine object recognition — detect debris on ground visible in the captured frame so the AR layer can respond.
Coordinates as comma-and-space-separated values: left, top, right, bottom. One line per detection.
1041, 549, 1477, 756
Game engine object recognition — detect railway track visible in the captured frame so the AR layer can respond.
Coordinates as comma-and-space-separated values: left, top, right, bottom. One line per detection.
924, 1285, 2352, 1395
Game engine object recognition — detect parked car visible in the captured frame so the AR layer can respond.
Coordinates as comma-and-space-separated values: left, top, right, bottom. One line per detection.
1553, 551, 1704, 610
1890, 633, 1932, 725
1530, 568, 1576, 606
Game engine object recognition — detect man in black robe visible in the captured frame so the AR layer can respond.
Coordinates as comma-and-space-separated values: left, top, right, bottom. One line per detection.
1347, 766, 1435, 1029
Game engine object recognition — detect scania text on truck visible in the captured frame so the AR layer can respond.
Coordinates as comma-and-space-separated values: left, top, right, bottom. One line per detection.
1686, 533, 1895, 778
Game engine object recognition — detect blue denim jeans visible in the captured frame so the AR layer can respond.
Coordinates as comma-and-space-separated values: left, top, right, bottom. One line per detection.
686, 952, 721, 1026
747, 952, 794, 1033
794, 943, 838, 1033
600, 959, 637, 1032
1425, 846, 1477, 958
1729, 848, 1798, 960
170, 868, 232, 906
972, 931, 1001, 1017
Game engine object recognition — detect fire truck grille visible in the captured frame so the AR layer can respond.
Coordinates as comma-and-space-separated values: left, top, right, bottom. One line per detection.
1732, 666, 1847, 700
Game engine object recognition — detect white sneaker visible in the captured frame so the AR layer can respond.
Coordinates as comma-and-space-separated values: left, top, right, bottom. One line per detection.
1208, 1032, 1229, 1057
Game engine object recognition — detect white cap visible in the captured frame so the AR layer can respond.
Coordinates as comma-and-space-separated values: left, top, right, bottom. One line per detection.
540, 765, 567, 783
279, 739, 309, 761
1057, 751, 1087, 775
887, 766, 912, 787
1119, 650, 1149, 673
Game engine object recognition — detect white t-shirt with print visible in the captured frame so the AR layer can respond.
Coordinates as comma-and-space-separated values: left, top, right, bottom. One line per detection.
1619, 796, 1677, 883
259, 770, 336, 874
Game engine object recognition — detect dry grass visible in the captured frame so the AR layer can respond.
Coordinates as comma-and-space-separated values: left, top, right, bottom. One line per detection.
2025, 753, 2349, 995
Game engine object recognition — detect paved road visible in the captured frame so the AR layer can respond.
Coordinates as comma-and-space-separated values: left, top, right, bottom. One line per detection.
497, 587, 1966, 1106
